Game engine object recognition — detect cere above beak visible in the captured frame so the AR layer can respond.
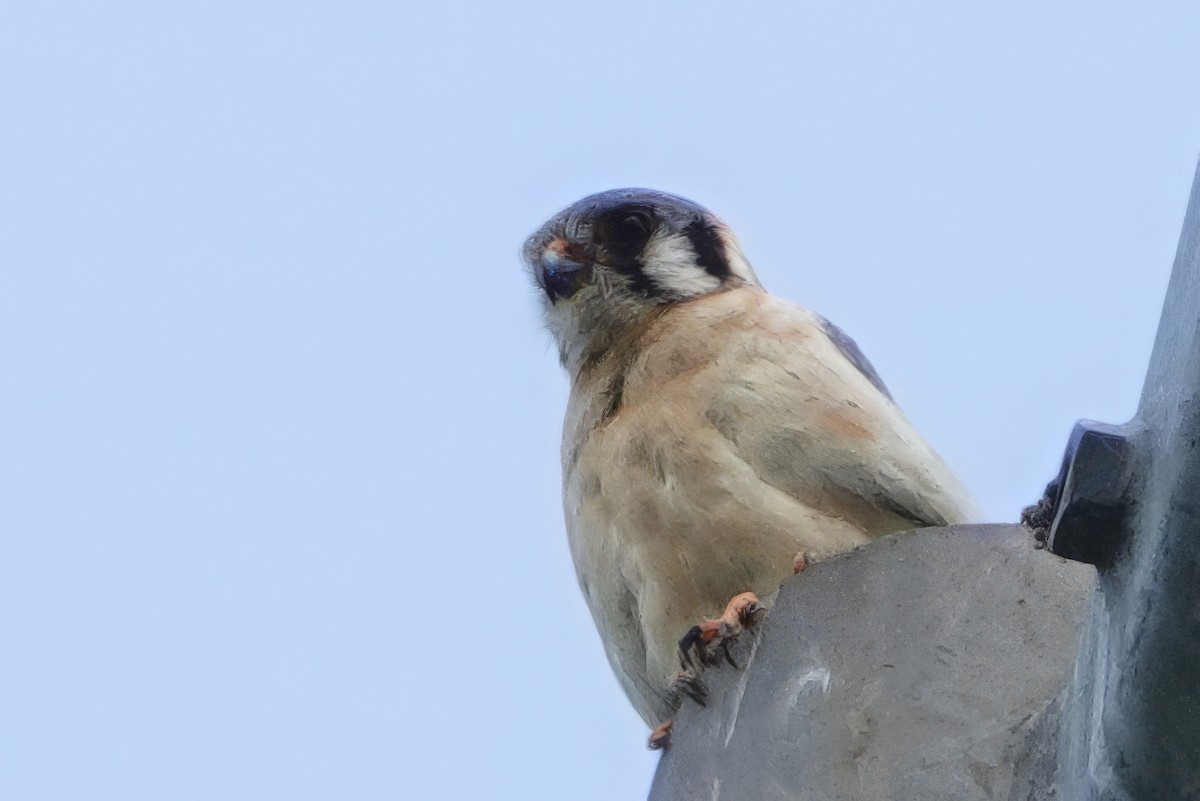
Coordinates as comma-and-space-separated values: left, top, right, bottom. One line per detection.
539, 238, 593, 303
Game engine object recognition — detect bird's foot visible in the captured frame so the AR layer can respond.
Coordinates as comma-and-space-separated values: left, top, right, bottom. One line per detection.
793, 550, 816, 573
647, 720, 673, 750
678, 591, 764, 672
667, 666, 709, 707
717, 590, 765, 634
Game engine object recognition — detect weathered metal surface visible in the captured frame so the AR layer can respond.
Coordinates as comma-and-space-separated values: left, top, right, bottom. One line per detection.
1051, 158, 1200, 800
649, 525, 1096, 801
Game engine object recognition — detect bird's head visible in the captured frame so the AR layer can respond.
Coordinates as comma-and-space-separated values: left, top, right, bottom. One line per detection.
523, 189, 761, 369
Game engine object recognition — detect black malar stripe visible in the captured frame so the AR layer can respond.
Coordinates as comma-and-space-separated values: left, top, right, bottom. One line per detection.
682, 219, 732, 281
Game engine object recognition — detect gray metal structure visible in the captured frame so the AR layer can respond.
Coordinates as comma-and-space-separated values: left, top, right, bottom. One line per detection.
649, 160, 1200, 800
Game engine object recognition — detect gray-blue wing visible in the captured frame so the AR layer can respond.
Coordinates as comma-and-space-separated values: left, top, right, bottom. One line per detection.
816, 315, 893, 401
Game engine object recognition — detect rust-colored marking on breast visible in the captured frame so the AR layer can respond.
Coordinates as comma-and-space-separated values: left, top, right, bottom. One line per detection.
819, 406, 875, 441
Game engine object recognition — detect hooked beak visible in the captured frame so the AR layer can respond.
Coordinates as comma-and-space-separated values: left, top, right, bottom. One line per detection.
538, 238, 593, 303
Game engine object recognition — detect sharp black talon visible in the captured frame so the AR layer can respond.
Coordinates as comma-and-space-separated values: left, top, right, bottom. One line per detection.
678, 625, 705, 670
721, 639, 738, 669
676, 623, 710, 671
682, 676, 708, 706
669, 669, 709, 708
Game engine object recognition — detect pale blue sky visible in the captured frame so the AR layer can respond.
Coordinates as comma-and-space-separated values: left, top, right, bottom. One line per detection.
3, 2, 1198, 799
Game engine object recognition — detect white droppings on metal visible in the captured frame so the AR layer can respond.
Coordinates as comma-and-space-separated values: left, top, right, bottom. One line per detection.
790, 667, 832, 703
721, 631, 765, 748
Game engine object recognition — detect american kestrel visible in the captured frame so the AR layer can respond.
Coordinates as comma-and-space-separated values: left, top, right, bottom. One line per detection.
524, 189, 978, 743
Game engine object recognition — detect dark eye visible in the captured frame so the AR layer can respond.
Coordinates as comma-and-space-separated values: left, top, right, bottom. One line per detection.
600, 207, 656, 258
616, 212, 651, 238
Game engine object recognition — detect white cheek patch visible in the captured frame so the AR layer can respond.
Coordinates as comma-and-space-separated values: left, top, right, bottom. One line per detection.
640, 231, 723, 298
